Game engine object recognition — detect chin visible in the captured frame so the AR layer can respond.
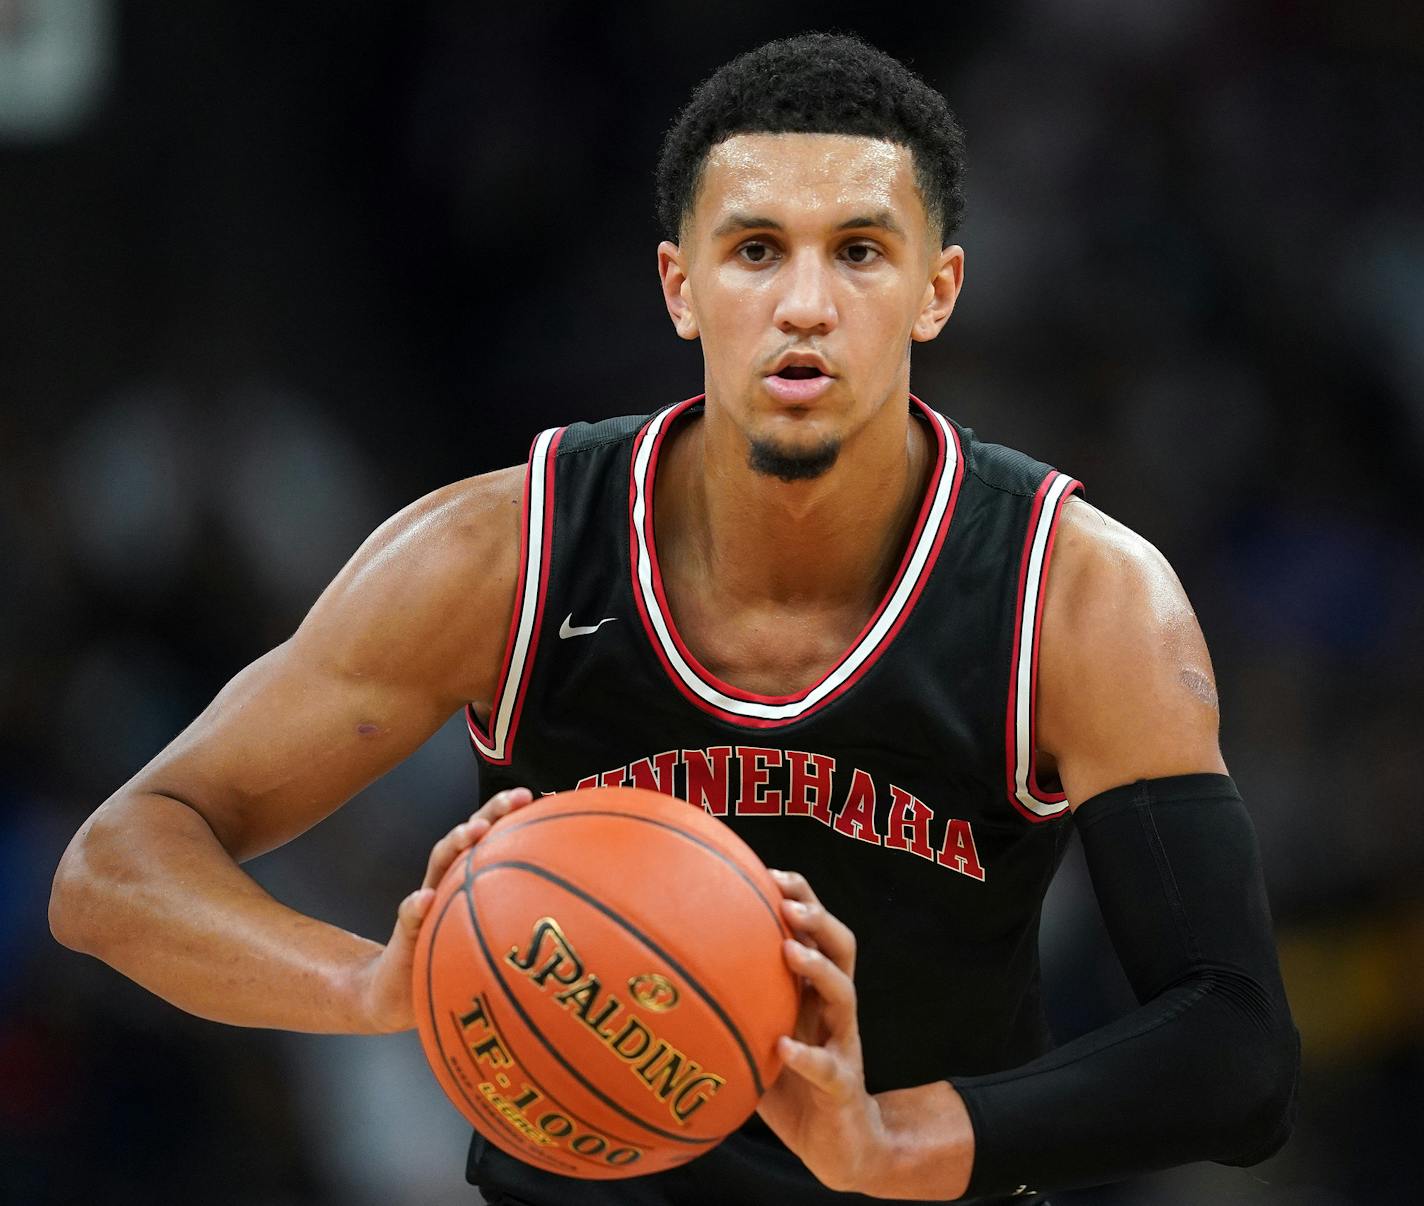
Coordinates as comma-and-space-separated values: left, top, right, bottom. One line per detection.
746, 432, 842, 483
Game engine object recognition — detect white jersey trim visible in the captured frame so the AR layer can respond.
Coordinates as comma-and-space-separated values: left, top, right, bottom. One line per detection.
1009, 470, 1079, 819
469, 425, 561, 763
630, 399, 960, 723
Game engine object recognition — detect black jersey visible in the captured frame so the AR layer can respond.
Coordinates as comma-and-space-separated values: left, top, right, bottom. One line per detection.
464, 395, 1081, 1206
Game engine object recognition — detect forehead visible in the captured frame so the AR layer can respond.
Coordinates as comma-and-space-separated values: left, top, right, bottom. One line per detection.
693, 132, 923, 233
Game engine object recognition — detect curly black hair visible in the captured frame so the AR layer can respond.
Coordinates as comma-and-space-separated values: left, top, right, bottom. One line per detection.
655, 32, 966, 247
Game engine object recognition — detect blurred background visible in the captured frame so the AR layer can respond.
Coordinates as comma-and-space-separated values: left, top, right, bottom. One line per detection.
2, 1, 1421, 1203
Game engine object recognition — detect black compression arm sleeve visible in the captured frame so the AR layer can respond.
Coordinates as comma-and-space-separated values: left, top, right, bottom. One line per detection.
951, 774, 1300, 1199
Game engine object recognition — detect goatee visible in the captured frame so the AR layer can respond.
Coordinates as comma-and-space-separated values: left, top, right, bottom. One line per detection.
747, 436, 841, 483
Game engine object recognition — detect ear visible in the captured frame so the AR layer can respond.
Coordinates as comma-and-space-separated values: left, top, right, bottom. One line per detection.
658, 240, 700, 341
912, 244, 964, 343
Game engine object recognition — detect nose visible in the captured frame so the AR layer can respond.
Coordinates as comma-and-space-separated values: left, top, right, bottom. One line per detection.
772, 249, 838, 335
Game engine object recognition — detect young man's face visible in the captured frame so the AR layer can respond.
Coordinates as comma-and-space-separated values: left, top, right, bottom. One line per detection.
659, 132, 963, 478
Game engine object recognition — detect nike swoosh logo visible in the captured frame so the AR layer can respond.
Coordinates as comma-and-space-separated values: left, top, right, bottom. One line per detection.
559, 614, 617, 639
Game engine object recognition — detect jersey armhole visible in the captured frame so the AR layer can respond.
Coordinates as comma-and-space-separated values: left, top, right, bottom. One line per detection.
1004, 470, 1083, 821
465, 426, 565, 765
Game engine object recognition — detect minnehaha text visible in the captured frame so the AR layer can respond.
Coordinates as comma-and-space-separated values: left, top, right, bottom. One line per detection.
563, 746, 987, 882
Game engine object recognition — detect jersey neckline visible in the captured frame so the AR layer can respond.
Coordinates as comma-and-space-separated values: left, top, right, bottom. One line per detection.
627, 394, 965, 729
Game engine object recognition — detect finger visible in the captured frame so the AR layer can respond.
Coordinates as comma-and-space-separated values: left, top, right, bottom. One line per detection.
422, 788, 535, 890
781, 897, 857, 977
784, 938, 857, 1035
474, 786, 535, 827
767, 869, 826, 952
776, 1035, 850, 1099
422, 818, 486, 890
768, 867, 821, 908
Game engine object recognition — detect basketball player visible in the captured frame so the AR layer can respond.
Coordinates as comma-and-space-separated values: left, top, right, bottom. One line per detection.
50, 33, 1298, 1206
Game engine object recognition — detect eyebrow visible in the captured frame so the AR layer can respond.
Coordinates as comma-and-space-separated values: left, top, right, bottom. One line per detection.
710, 209, 907, 239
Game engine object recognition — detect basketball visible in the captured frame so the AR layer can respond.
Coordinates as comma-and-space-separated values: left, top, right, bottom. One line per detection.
411, 787, 801, 1179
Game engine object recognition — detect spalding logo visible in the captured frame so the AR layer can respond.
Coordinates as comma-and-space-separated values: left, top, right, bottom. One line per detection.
628, 973, 679, 1012
506, 917, 726, 1125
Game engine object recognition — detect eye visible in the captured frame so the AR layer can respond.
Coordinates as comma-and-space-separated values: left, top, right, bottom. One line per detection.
841, 242, 882, 265
736, 240, 778, 265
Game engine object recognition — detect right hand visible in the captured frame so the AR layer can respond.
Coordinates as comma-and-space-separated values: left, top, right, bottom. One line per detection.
353, 786, 534, 1032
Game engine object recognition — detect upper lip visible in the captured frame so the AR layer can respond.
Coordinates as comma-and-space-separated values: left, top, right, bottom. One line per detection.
766, 351, 834, 377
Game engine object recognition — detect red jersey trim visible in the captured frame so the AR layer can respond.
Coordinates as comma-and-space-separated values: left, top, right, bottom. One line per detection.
628, 395, 963, 729
1004, 469, 1083, 821
468, 426, 564, 765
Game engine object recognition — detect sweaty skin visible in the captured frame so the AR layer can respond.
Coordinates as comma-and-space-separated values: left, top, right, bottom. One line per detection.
51, 132, 1226, 1199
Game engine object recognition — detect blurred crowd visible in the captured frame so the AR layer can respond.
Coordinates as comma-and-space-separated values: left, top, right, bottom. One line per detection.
2, 2, 1421, 1203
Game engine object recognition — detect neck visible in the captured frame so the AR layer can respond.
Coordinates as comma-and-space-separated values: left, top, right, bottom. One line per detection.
656, 393, 933, 609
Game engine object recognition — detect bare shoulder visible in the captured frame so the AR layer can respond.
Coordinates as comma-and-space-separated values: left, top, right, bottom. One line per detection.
1036, 497, 1227, 804
298, 464, 526, 711
1044, 498, 1206, 664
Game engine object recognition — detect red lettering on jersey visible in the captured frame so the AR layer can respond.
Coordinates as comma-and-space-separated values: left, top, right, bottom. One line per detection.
599, 766, 629, 788
683, 747, 733, 817
937, 818, 986, 881
885, 785, 934, 861
785, 751, 835, 825
833, 768, 882, 846
735, 746, 783, 815
628, 750, 679, 796
573, 773, 600, 791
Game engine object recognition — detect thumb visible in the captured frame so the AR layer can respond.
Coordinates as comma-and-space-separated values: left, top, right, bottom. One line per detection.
360, 888, 436, 1035
389, 887, 436, 958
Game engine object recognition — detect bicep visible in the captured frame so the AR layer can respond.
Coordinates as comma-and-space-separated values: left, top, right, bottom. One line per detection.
124, 470, 522, 861
1036, 500, 1227, 806
131, 638, 456, 861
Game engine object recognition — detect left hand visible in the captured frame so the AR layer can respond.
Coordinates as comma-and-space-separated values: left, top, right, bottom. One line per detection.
756, 868, 889, 1194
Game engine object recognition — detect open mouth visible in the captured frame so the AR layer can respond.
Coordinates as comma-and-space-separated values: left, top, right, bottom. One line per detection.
763, 364, 835, 402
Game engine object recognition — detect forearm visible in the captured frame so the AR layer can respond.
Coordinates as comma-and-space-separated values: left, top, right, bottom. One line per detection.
50, 791, 385, 1033
952, 968, 1296, 1195
953, 776, 1299, 1198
